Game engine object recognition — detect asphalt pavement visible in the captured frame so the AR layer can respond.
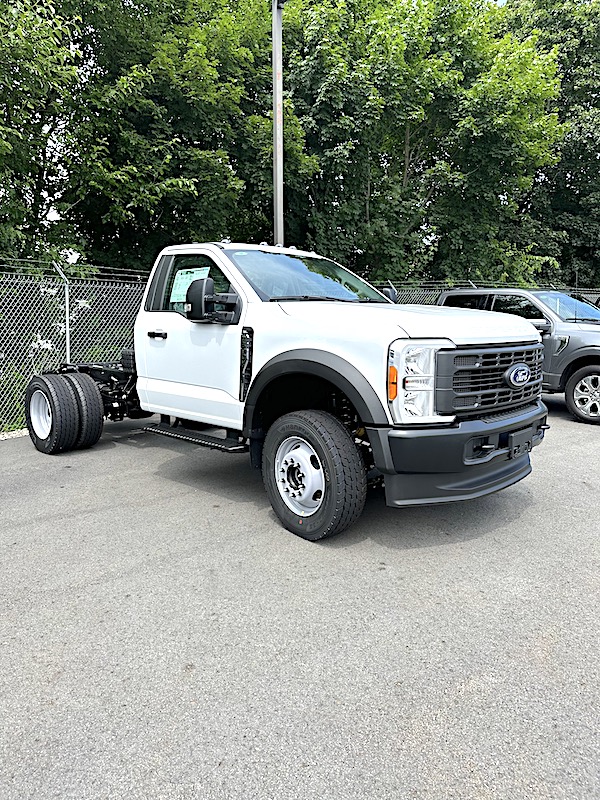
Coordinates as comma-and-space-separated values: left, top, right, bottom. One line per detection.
1, 396, 599, 799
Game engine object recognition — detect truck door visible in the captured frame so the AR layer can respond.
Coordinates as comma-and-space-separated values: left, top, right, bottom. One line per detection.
135, 252, 246, 429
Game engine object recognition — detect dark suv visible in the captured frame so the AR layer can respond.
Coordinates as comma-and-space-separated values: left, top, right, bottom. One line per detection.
437, 288, 600, 424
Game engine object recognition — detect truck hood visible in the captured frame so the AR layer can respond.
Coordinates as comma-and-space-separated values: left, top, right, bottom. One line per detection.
570, 320, 600, 337
277, 302, 541, 346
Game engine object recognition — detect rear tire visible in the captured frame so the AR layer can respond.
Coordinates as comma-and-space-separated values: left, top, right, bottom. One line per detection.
262, 410, 367, 541
64, 372, 104, 448
565, 365, 600, 424
25, 374, 80, 454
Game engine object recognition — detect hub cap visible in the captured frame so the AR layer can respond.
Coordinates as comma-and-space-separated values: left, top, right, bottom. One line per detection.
573, 373, 600, 419
274, 436, 326, 517
30, 390, 52, 439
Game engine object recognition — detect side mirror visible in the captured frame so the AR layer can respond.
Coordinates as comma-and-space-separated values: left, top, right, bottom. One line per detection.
533, 319, 552, 335
186, 277, 215, 321
381, 286, 398, 303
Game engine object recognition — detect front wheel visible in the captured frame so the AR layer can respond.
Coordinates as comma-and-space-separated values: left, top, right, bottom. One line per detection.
565, 365, 600, 424
262, 410, 367, 541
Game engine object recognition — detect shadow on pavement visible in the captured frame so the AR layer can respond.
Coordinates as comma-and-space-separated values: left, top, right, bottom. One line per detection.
322, 480, 533, 551
97, 416, 538, 553
542, 393, 574, 424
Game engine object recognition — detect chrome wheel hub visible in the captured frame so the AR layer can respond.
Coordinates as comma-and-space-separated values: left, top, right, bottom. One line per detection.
274, 436, 325, 517
30, 390, 52, 439
573, 373, 600, 418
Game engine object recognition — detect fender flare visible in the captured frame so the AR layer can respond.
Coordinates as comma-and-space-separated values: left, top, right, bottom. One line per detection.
560, 346, 600, 388
243, 349, 389, 435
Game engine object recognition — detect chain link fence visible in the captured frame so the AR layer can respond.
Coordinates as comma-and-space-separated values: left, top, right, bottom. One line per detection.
2, 264, 600, 433
373, 281, 600, 306
0, 268, 146, 432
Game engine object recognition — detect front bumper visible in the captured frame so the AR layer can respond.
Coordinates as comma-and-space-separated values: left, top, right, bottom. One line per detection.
542, 371, 562, 392
365, 400, 548, 507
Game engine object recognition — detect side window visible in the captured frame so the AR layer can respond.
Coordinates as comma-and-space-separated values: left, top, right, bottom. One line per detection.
157, 255, 232, 313
491, 295, 544, 320
442, 294, 488, 310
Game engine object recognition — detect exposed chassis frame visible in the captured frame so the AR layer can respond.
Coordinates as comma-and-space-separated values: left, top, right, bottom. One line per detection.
55, 361, 148, 421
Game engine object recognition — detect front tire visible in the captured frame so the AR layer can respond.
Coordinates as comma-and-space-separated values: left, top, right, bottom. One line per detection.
25, 374, 80, 454
565, 366, 600, 424
262, 410, 367, 541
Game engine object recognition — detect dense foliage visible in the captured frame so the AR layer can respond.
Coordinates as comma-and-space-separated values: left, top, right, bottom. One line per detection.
285, 0, 562, 281
0, 0, 595, 284
504, 0, 600, 287
0, 0, 79, 257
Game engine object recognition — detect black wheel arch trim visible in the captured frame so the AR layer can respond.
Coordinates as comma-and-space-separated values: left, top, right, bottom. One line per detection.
560, 348, 600, 389
242, 349, 389, 435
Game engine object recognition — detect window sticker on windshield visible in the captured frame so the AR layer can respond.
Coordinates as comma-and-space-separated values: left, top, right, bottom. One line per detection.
170, 267, 210, 303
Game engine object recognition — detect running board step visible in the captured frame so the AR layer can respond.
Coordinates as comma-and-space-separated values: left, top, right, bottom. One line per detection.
144, 423, 248, 453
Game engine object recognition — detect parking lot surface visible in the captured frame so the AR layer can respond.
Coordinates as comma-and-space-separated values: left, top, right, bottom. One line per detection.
1, 396, 599, 799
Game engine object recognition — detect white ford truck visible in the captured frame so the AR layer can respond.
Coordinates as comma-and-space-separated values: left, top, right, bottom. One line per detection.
25, 243, 549, 540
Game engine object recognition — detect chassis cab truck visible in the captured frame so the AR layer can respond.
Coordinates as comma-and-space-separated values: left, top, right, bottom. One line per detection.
25, 243, 549, 541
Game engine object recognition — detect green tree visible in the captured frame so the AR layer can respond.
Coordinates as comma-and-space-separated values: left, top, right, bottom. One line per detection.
504, 0, 600, 287
0, 0, 79, 258
285, 0, 562, 282
0, 0, 564, 282
59, 0, 316, 270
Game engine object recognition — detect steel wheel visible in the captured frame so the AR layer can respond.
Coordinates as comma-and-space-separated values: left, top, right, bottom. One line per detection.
25, 374, 81, 454
274, 435, 326, 517
29, 389, 52, 439
262, 410, 367, 541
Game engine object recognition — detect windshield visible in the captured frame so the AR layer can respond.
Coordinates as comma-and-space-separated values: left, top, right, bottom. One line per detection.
535, 291, 600, 323
224, 250, 387, 303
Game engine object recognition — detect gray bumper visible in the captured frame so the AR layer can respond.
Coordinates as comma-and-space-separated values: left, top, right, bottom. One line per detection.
542, 371, 562, 392
366, 400, 548, 507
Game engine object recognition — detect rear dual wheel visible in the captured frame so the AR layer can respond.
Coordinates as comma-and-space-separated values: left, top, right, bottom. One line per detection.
64, 373, 104, 448
25, 373, 104, 454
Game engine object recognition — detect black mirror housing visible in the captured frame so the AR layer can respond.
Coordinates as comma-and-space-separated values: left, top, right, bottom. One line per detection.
534, 319, 552, 335
186, 277, 215, 321
381, 286, 398, 303
185, 278, 239, 324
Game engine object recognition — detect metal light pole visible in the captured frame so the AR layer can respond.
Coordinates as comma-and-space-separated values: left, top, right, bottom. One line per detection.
272, 0, 286, 245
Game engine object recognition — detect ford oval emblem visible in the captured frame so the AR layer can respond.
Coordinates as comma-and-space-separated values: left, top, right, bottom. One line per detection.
505, 363, 531, 388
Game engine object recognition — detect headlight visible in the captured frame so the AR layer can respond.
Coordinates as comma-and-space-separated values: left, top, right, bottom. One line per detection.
388, 339, 456, 424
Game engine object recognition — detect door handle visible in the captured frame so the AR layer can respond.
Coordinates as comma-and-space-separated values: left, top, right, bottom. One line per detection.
147, 330, 167, 339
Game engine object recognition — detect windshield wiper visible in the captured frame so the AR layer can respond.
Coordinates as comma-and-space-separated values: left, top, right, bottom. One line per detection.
564, 316, 600, 323
269, 295, 357, 302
